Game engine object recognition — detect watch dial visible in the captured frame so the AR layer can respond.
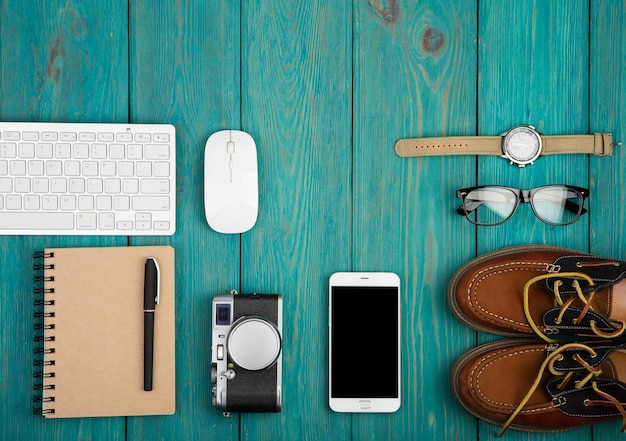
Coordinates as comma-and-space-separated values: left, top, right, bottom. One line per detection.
505, 127, 541, 162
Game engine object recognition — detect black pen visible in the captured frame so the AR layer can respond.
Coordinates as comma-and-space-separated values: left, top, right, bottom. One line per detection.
143, 257, 160, 391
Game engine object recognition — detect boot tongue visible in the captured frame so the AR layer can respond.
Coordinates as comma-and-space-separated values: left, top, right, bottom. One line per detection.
545, 255, 626, 294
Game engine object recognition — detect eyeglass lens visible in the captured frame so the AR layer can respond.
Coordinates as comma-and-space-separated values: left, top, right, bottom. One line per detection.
462, 186, 584, 225
530, 186, 583, 225
463, 187, 518, 225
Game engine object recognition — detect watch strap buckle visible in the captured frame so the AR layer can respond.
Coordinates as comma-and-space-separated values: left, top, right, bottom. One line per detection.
594, 133, 615, 156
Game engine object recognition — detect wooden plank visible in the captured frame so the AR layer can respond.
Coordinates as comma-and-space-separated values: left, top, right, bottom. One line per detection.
478, 0, 590, 255
127, 1, 241, 440
477, 1, 594, 439
0, 1, 128, 441
590, 0, 626, 436
239, 0, 352, 440
354, 1, 477, 439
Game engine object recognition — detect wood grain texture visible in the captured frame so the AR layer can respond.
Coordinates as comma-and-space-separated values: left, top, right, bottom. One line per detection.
354, 1, 477, 439
0, 1, 129, 441
589, 1, 626, 438
240, 1, 352, 440
128, 1, 242, 440
478, 0, 590, 256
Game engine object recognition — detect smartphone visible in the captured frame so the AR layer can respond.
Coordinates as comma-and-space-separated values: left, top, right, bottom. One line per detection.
328, 272, 401, 412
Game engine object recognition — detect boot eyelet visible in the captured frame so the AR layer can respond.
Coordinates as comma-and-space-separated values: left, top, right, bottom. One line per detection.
583, 399, 590, 406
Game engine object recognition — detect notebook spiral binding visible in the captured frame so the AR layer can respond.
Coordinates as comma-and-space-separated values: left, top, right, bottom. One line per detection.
33, 251, 56, 416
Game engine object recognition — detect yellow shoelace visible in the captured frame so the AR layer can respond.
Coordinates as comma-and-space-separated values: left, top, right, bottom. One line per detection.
523, 273, 626, 343
499, 342, 626, 436
498, 271, 626, 435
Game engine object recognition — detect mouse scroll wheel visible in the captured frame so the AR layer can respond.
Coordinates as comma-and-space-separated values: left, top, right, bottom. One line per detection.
227, 141, 235, 154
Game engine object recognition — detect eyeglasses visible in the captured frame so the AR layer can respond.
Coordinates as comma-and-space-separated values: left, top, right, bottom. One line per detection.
456, 185, 589, 226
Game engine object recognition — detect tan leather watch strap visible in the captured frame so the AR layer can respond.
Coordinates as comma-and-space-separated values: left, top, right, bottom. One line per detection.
541, 133, 613, 156
395, 133, 614, 157
394, 136, 502, 157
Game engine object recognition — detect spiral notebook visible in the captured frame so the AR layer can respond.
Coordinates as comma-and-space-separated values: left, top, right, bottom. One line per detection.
33, 245, 176, 418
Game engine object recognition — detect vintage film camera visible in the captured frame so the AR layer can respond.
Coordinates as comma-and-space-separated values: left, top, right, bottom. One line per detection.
211, 291, 282, 415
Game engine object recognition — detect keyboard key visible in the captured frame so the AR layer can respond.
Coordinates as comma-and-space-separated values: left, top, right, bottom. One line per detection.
82, 161, 98, 176
114, 195, 130, 211
32, 178, 49, 193
109, 144, 125, 159
116, 133, 133, 142
19, 143, 35, 158
73, 143, 89, 159
22, 132, 39, 141
141, 179, 170, 194
96, 195, 112, 211
123, 178, 139, 194
76, 212, 97, 229
51, 178, 67, 193
64, 161, 80, 176
24, 195, 40, 210
55, 143, 71, 158
37, 143, 53, 158
5, 195, 22, 209
87, 178, 103, 194
60, 132, 77, 142
3, 132, 20, 141
14, 177, 31, 192
91, 143, 107, 159
79, 132, 96, 142
117, 220, 133, 230
28, 161, 45, 176
10, 160, 26, 176
69, 178, 85, 193
132, 196, 170, 211
135, 133, 151, 142
41, 132, 58, 141
154, 133, 170, 142
154, 162, 170, 177
78, 195, 94, 211
42, 195, 58, 210
127, 144, 143, 159
1, 143, 17, 158
46, 161, 62, 176
145, 144, 170, 159
97, 132, 114, 142
0, 212, 73, 229
60, 195, 76, 210
99, 212, 115, 229
0, 177, 11, 192
154, 221, 170, 230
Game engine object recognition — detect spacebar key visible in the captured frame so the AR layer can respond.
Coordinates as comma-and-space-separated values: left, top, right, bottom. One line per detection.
0, 212, 74, 230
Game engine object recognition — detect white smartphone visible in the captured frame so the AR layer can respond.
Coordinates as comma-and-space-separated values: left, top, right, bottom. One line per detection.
328, 272, 401, 413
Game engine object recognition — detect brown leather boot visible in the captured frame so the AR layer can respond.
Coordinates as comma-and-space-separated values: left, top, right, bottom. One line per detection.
452, 338, 626, 434
449, 245, 626, 341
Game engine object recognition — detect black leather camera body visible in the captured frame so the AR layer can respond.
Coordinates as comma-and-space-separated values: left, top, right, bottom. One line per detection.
211, 291, 282, 415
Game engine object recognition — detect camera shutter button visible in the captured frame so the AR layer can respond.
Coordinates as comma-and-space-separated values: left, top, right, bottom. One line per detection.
227, 317, 282, 371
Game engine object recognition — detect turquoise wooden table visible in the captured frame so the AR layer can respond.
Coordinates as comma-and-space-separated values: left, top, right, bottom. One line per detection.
1, 1, 625, 440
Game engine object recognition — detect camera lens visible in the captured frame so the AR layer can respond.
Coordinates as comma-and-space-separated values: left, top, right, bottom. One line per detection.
216, 304, 231, 326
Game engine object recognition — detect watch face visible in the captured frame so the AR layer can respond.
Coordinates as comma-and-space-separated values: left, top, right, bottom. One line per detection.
502, 126, 542, 166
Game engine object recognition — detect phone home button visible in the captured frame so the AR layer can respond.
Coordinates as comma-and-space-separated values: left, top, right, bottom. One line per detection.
358, 400, 371, 410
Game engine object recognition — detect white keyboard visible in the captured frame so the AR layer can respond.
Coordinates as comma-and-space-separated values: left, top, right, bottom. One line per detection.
0, 122, 176, 235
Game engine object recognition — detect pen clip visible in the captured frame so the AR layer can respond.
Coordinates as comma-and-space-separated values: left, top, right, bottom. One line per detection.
148, 257, 161, 305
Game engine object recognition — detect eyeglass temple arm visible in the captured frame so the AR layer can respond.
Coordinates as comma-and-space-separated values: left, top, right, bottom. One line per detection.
456, 199, 587, 216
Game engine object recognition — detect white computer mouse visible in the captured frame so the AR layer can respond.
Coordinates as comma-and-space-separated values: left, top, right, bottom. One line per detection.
204, 130, 258, 234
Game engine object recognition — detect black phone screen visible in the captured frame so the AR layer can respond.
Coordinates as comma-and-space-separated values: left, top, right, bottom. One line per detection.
330, 286, 399, 398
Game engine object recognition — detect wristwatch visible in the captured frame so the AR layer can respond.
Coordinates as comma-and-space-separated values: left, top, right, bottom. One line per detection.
394, 125, 617, 167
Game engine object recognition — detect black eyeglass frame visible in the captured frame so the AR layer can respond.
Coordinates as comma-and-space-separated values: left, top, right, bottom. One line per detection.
455, 185, 589, 226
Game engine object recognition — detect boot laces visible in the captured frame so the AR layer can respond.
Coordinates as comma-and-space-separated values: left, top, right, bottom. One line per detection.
523, 272, 626, 343
499, 342, 626, 436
